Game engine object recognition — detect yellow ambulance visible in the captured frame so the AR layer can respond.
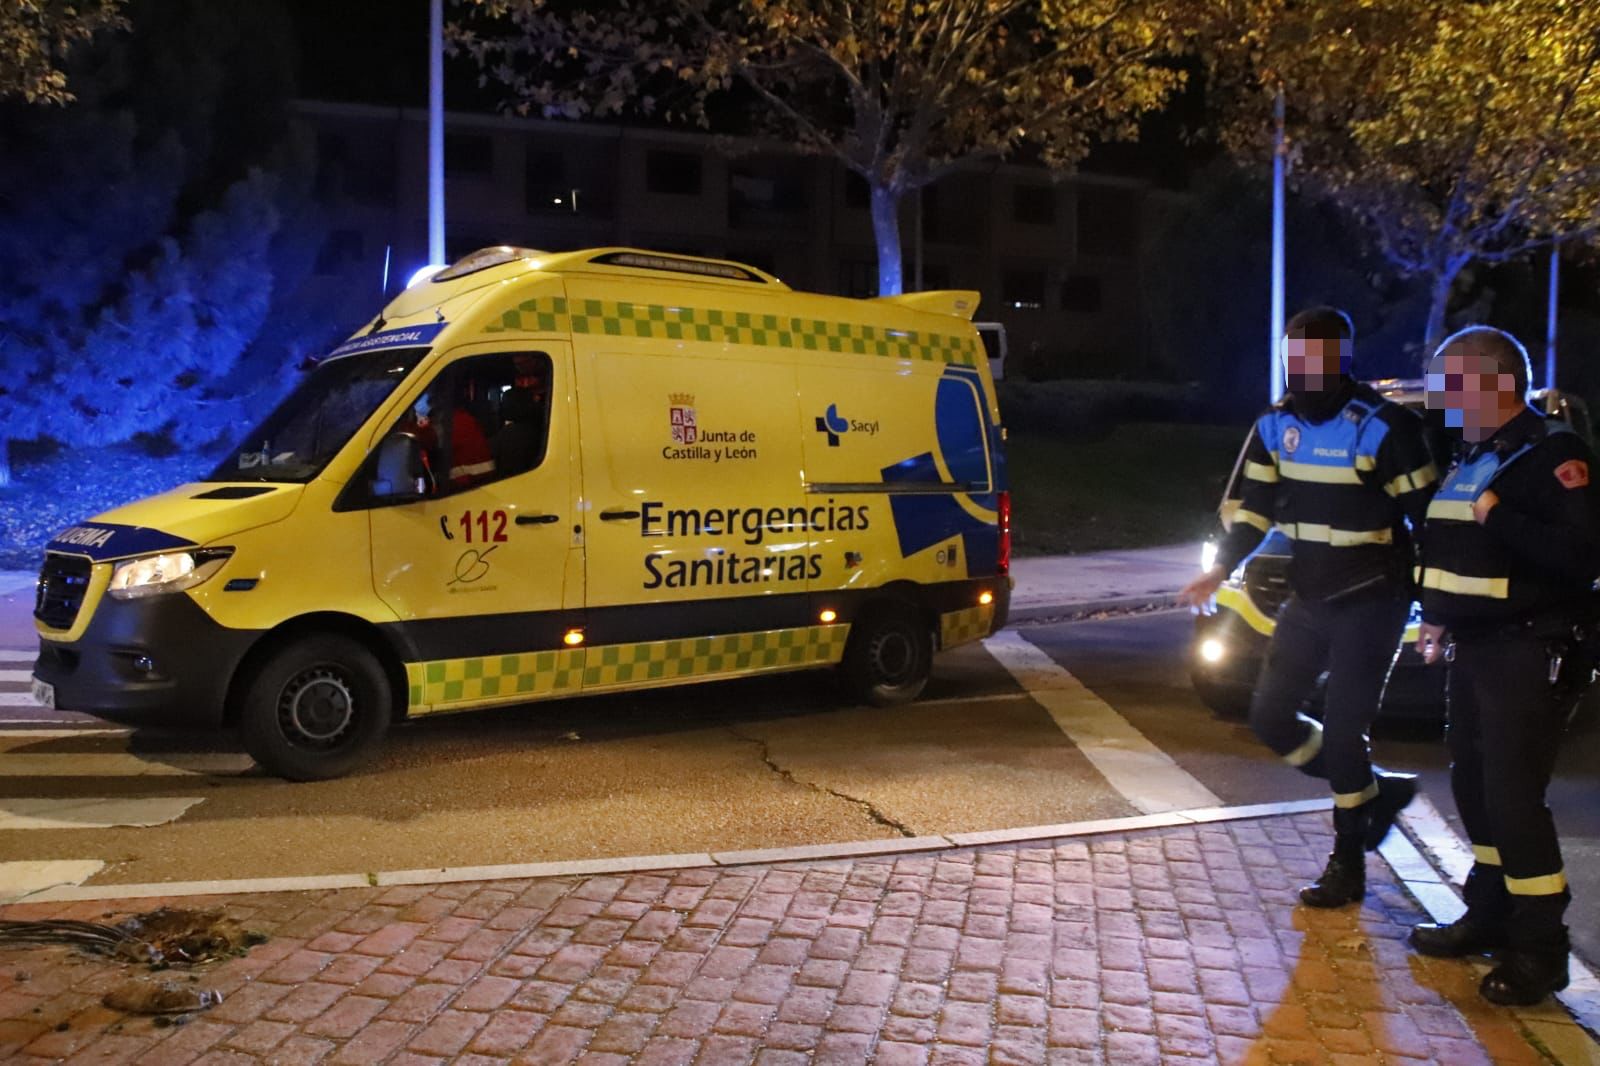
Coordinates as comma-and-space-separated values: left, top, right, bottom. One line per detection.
31, 247, 1011, 779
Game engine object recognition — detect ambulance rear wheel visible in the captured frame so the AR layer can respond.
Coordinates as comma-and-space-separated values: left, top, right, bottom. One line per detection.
238, 634, 391, 781
842, 605, 932, 706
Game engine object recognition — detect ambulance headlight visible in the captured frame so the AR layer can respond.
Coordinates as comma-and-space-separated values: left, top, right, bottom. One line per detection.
1199, 638, 1226, 664
1200, 540, 1219, 574
109, 550, 232, 600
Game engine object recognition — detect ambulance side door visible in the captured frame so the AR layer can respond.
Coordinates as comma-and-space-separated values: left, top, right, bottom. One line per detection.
359, 343, 584, 705
576, 348, 812, 655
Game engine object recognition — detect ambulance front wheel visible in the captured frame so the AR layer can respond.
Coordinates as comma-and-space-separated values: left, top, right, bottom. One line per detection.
237, 634, 392, 781
841, 605, 932, 706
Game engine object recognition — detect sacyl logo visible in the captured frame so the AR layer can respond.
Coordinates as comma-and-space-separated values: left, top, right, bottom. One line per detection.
815, 404, 849, 447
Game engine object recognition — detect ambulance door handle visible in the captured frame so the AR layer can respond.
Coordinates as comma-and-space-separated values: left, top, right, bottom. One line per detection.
600, 508, 641, 522
515, 513, 560, 526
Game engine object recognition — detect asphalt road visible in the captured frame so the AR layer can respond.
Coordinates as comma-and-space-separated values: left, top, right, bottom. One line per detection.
3, 610, 1597, 966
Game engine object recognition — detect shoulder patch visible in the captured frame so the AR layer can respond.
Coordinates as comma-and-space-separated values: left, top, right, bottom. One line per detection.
1282, 426, 1301, 454
1554, 459, 1589, 489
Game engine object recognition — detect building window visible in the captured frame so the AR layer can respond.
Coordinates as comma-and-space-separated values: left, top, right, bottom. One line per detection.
728, 166, 807, 227
1059, 274, 1103, 312
1013, 184, 1056, 225
1002, 269, 1047, 310
646, 150, 702, 195
839, 259, 876, 298
315, 229, 364, 275
1077, 187, 1140, 257
844, 173, 871, 209
445, 133, 494, 177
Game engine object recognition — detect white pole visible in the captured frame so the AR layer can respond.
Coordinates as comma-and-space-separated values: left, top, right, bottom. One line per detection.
1269, 87, 1287, 404
428, 0, 445, 267
1545, 242, 1560, 391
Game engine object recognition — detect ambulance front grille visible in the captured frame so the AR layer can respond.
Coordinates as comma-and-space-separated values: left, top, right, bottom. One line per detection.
35, 553, 91, 630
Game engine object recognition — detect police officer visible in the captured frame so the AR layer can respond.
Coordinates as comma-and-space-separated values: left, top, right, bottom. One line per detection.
1408, 326, 1598, 1005
1180, 306, 1438, 907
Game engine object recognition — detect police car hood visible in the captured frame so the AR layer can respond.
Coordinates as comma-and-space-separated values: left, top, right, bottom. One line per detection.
46, 483, 302, 562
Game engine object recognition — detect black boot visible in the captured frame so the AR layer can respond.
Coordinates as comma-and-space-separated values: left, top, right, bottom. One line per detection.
1409, 865, 1509, 957
1409, 914, 1509, 957
1481, 950, 1570, 1005
1302, 812, 1365, 908
1481, 895, 1570, 1006
1361, 771, 1418, 851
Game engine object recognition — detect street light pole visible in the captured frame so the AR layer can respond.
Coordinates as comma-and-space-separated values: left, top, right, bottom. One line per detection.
1545, 241, 1560, 391
1269, 86, 1287, 404
428, 0, 446, 268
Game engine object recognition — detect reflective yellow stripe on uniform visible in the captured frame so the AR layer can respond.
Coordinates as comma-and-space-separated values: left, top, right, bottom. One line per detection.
1386, 463, 1439, 497
1473, 844, 1503, 866
1282, 523, 1393, 547
1235, 509, 1272, 533
1244, 461, 1279, 483
1355, 455, 1377, 472
1278, 459, 1363, 485
1283, 714, 1323, 768
1506, 870, 1568, 896
1333, 780, 1381, 808
1418, 568, 1509, 599
1426, 498, 1477, 522
450, 460, 495, 480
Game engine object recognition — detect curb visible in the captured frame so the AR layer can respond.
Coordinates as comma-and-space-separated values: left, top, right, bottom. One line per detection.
11, 798, 1334, 905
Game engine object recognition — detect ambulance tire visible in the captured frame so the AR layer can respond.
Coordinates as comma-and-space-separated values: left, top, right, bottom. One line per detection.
841, 604, 933, 706
238, 634, 392, 781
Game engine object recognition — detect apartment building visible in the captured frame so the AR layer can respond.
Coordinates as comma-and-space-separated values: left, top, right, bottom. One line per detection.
301, 99, 1160, 376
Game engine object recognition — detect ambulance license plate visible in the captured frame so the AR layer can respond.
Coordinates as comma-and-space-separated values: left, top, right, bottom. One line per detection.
31, 678, 54, 709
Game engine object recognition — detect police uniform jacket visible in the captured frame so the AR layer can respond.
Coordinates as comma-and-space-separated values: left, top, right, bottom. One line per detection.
1217, 381, 1438, 601
1419, 407, 1600, 636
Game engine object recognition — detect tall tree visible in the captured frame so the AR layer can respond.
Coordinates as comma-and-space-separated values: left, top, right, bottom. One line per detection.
454, 0, 1197, 295
0, 0, 348, 487
1207, 0, 1600, 357
0, 0, 125, 104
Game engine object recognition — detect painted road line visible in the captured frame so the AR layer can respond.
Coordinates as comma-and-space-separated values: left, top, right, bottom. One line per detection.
981, 629, 1222, 814
0, 692, 44, 707
0, 860, 105, 905
0, 796, 204, 831
0, 669, 31, 683
1389, 801, 1600, 1047
0, 728, 131, 738
0, 650, 34, 664
0, 752, 254, 776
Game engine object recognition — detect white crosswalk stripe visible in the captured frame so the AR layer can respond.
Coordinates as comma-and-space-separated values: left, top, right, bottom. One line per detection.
0, 691, 42, 707
0, 796, 204, 830
0, 649, 33, 664
0, 669, 32, 683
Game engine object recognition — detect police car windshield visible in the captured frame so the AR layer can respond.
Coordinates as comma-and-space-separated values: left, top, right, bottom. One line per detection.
205, 349, 423, 483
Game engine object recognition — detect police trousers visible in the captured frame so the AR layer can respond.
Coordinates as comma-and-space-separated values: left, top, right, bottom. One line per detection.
1249, 591, 1409, 804
1447, 626, 1570, 948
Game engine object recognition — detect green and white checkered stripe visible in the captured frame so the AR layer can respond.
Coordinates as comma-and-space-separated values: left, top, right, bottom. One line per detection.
407, 624, 851, 714
940, 604, 995, 649
407, 648, 586, 711
483, 298, 977, 365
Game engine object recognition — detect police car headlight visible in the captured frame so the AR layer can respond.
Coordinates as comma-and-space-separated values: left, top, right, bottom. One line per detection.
109, 550, 232, 600
1200, 540, 1219, 573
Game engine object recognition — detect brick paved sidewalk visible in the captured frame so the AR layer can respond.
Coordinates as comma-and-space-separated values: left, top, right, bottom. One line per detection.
0, 813, 1577, 1065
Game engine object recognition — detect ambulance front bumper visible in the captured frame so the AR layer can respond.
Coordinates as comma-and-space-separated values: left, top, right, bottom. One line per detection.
33, 593, 257, 728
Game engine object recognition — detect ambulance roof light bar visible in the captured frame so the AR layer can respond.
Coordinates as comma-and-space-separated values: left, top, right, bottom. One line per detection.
431, 246, 546, 282
587, 250, 774, 284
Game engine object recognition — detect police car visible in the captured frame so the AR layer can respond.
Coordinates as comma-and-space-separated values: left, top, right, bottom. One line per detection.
1189, 379, 1592, 718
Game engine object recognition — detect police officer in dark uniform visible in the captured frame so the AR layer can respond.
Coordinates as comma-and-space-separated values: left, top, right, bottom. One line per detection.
1181, 307, 1438, 907
1408, 326, 1598, 1005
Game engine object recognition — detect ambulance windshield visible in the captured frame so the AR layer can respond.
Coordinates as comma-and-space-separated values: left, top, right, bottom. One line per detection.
205, 349, 423, 483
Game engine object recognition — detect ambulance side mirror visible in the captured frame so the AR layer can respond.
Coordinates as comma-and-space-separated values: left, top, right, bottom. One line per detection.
370, 432, 433, 502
